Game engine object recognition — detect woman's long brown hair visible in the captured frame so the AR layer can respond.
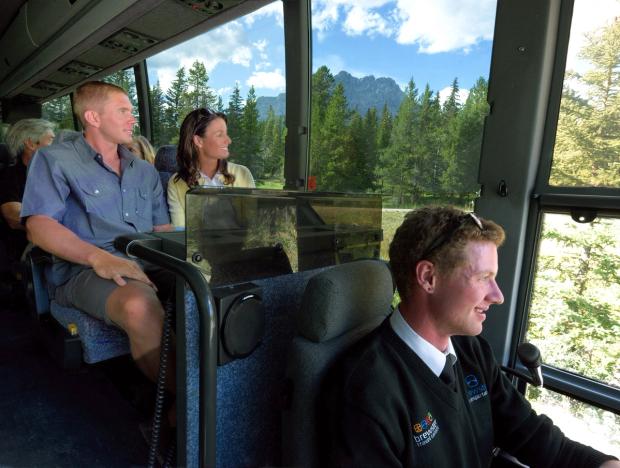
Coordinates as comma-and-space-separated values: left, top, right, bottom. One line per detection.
174, 108, 235, 187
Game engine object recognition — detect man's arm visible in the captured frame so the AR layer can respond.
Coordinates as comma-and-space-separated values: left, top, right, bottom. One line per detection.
1, 202, 25, 230
26, 215, 154, 287
153, 223, 174, 232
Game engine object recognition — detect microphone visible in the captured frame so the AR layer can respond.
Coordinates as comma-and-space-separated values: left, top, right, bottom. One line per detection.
517, 342, 543, 388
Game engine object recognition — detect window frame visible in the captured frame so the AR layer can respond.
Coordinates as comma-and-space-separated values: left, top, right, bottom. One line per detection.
513, 0, 620, 415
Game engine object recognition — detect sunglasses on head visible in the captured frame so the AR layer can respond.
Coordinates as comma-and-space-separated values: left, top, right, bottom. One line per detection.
421, 212, 484, 260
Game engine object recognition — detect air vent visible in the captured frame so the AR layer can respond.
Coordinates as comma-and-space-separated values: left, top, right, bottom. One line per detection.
176, 0, 224, 14
32, 80, 66, 93
59, 61, 102, 78
100, 29, 158, 54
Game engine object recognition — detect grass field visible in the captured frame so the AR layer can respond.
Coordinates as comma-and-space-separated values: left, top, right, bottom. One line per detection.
380, 209, 410, 259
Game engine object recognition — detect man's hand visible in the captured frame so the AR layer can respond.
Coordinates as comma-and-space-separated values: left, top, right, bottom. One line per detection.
88, 249, 155, 288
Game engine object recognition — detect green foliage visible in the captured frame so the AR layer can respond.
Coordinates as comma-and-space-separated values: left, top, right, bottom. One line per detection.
528, 217, 620, 386
42, 95, 74, 131
550, 17, 620, 187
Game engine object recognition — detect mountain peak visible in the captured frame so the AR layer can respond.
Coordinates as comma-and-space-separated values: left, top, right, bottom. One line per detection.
256, 70, 405, 119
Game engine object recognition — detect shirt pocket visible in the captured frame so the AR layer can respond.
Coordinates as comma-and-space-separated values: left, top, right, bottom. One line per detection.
76, 180, 115, 217
135, 186, 153, 221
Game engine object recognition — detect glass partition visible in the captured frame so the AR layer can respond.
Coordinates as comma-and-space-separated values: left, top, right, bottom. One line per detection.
186, 188, 382, 286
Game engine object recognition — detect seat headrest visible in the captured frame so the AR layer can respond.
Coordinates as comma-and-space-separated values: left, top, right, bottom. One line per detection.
155, 144, 178, 173
297, 260, 394, 343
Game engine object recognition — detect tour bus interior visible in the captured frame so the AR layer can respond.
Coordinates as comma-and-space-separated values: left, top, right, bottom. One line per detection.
0, 0, 618, 466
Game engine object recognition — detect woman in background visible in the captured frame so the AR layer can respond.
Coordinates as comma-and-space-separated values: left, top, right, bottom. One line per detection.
127, 135, 156, 164
167, 108, 254, 228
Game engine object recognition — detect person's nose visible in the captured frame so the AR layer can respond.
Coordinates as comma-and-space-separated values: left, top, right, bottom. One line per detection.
488, 278, 504, 305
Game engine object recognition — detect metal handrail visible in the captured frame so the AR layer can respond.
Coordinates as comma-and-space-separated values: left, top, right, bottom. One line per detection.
115, 234, 217, 467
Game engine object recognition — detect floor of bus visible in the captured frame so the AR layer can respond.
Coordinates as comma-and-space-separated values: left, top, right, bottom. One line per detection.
0, 291, 151, 467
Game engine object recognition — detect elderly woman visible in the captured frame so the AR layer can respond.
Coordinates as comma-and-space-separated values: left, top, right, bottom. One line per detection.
167, 108, 254, 228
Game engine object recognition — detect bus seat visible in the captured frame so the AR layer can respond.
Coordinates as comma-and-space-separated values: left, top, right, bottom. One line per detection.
281, 259, 394, 468
154, 144, 177, 194
179, 268, 321, 468
24, 247, 129, 365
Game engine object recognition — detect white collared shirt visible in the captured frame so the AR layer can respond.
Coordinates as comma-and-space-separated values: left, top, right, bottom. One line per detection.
199, 171, 225, 187
389, 307, 457, 377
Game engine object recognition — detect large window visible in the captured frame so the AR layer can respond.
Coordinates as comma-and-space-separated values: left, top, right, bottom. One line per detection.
549, 1, 620, 187
309, 0, 497, 210
145, 2, 286, 188
526, 213, 619, 387
308, 0, 497, 258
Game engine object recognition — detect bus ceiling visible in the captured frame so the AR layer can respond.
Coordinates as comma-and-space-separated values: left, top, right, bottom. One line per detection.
0, 0, 272, 115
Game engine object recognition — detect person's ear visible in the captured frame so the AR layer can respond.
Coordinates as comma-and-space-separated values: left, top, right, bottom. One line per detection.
415, 260, 437, 294
192, 134, 203, 150
23, 138, 37, 152
83, 110, 99, 127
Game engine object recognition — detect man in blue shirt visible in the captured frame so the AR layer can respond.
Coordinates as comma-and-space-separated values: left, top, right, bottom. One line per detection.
21, 81, 173, 391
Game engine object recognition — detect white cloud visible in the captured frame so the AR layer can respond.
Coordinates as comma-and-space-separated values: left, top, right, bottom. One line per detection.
246, 69, 286, 91
342, 5, 393, 37
438, 86, 470, 105
148, 22, 252, 90
394, 0, 495, 53
244, 1, 284, 27
312, 0, 495, 53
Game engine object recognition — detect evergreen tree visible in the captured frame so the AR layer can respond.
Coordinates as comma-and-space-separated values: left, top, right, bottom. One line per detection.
442, 77, 488, 199
187, 60, 217, 110
149, 81, 167, 147
551, 17, 620, 187
381, 79, 419, 205
238, 86, 261, 175
215, 95, 224, 113
164, 67, 189, 142
377, 104, 393, 151
415, 84, 443, 196
321, 83, 353, 191
438, 78, 462, 199
310, 66, 335, 183
226, 83, 244, 158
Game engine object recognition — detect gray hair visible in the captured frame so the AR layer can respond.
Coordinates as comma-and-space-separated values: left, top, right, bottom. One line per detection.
5, 118, 55, 157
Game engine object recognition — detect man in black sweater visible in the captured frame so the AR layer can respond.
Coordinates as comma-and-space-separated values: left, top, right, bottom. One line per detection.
324, 206, 619, 467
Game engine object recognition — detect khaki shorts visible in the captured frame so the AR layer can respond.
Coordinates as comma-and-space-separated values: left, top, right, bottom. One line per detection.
54, 263, 174, 325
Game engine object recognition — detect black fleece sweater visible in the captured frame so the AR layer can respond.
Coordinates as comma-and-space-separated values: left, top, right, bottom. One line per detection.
323, 319, 616, 468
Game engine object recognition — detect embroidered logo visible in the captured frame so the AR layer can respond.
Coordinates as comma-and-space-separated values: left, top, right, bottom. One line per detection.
465, 373, 488, 402
412, 411, 440, 447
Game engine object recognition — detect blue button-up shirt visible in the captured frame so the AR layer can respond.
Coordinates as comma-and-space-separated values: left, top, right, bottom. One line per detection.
21, 135, 170, 286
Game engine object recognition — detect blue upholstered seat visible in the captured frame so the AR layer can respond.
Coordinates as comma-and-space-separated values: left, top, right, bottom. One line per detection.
179, 268, 322, 468
154, 144, 177, 194
26, 247, 130, 364
50, 302, 130, 364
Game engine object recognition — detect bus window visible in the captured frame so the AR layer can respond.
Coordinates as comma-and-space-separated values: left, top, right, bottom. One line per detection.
306, 1, 497, 257
548, 0, 620, 188
527, 213, 619, 385
145, 2, 285, 188
526, 387, 620, 458
41, 94, 74, 132
525, 213, 619, 452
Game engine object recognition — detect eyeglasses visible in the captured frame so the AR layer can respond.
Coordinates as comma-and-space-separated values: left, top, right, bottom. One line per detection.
420, 212, 484, 260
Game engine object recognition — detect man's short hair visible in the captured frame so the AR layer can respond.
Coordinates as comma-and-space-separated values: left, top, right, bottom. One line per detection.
73, 81, 128, 126
389, 205, 505, 301
5, 118, 55, 158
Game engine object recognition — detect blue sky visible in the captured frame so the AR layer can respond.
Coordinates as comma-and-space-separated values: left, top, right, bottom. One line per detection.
146, 0, 617, 105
